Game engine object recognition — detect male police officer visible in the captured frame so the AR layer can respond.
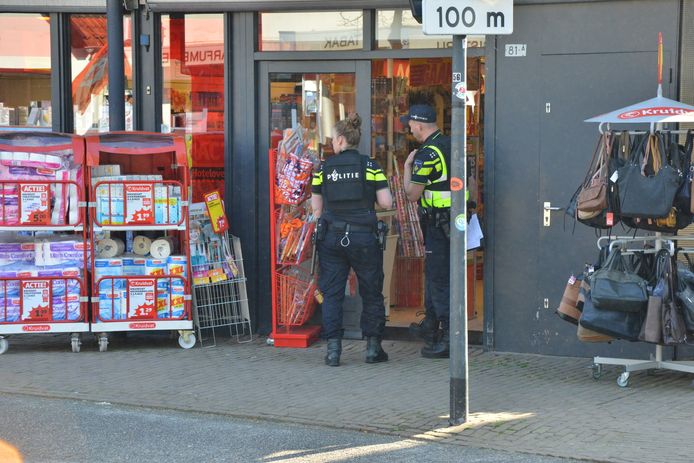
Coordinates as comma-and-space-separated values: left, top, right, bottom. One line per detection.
402, 105, 452, 358
311, 114, 393, 367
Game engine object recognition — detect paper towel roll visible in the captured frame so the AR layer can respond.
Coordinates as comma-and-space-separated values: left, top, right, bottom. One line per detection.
133, 235, 152, 256
97, 238, 125, 258
150, 237, 174, 259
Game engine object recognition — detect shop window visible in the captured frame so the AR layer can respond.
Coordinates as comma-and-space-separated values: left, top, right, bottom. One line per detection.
259, 11, 363, 51
0, 13, 52, 127
161, 14, 225, 203
376, 9, 485, 49
70, 14, 134, 134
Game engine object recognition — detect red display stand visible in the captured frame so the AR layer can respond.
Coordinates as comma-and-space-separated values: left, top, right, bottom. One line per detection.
86, 132, 195, 351
0, 132, 89, 353
268, 148, 320, 348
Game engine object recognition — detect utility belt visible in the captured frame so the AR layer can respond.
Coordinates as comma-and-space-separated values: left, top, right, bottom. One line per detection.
315, 218, 388, 250
418, 206, 451, 239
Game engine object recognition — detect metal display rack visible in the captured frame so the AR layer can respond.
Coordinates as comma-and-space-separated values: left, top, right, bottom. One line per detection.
268, 147, 321, 348
0, 132, 90, 353
86, 132, 195, 351
189, 204, 251, 346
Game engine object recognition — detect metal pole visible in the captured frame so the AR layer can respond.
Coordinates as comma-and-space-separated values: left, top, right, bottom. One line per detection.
107, 0, 125, 131
449, 34, 468, 426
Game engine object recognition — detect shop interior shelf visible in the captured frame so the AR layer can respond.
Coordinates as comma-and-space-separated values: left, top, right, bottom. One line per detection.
92, 224, 187, 232
0, 225, 84, 232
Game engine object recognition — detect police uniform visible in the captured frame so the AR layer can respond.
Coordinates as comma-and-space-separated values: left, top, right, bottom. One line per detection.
311, 149, 390, 342
409, 129, 452, 339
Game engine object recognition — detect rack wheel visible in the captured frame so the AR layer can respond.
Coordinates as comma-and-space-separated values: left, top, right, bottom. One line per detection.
266, 337, 274, 346
617, 372, 630, 388
591, 363, 603, 380
70, 335, 81, 353
0, 337, 8, 355
178, 331, 196, 349
98, 335, 108, 352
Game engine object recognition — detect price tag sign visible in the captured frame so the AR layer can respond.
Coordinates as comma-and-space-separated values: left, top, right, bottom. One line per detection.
203, 190, 229, 234
422, 0, 513, 35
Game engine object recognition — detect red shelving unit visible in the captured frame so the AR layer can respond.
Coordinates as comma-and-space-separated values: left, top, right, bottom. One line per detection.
269, 148, 321, 348
86, 132, 195, 351
0, 132, 89, 353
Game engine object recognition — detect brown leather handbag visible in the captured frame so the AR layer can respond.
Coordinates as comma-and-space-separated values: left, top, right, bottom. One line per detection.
577, 134, 611, 218
556, 274, 582, 325
577, 323, 614, 343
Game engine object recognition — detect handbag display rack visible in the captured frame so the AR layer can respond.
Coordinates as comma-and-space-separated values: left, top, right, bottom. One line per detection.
591, 234, 694, 387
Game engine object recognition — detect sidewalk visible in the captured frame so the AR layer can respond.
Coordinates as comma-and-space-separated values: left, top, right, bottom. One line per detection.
0, 334, 692, 463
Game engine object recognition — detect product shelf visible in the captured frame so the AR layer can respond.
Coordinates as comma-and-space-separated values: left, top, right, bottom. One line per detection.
0, 132, 90, 354
269, 143, 321, 348
86, 132, 194, 351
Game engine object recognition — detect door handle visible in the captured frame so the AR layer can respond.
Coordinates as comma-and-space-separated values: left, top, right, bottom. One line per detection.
543, 202, 563, 227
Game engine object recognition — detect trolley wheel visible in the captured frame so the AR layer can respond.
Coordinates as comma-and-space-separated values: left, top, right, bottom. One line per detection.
617, 372, 630, 388
178, 332, 196, 349
98, 335, 108, 352
266, 337, 274, 346
591, 363, 603, 380
70, 335, 81, 353
0, 337, 8, 355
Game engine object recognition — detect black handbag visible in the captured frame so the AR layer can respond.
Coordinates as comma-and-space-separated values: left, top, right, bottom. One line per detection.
676, 265, 694, 333
590, 248, 648, 313
617, 133, 683, 219
579, 290, 644, 341
662, 253, 687, 345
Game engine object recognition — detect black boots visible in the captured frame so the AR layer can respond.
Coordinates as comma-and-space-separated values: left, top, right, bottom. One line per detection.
409, 313, 439, 343
365, 337, 389, 363
421, 330, 450, 358
325, 338, 342, 366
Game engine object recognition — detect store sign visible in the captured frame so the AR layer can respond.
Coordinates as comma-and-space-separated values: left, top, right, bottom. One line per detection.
162, 46, 224, 66
422, 0, 513, 35
618, 107, 694, 120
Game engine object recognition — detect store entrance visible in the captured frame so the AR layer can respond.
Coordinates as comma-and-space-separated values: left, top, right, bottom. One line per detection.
259, 59, 485, 342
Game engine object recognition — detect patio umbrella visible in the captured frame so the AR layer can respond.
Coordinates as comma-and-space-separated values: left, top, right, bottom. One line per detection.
585, 33, 694, 127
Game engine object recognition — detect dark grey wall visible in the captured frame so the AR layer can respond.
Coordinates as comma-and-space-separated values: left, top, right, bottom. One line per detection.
487, 0, 682, 357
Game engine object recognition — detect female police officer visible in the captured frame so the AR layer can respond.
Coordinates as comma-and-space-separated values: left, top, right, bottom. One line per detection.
311, 113, 393, 367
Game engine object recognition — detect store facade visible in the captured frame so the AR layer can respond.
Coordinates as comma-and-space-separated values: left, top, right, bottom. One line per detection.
0, 0, 692, 356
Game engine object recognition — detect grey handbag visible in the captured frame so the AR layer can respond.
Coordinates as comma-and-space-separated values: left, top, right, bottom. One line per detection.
590, 248, 649, 313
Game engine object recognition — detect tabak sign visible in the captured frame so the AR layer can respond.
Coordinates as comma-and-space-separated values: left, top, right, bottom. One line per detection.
618, 107, 694, 120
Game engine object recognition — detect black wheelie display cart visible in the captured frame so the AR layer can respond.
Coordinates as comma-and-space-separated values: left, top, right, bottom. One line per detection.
86, 132, 195, 351
0, 131, 90, 353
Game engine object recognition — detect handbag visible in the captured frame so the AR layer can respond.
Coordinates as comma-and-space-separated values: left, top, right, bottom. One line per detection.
556, 274, 582, 325
674, 130, 694, 212
617, 133, 683, 219
579, 290, 644, 341
639, 251, 668, 344
590, 248, 648, 313
577, 323, 614, 343
577, 134, 610, 217
661, 253, 688, 345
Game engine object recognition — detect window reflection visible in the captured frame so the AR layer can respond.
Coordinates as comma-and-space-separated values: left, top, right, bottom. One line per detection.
259, 12, 363, 51
162, 14, 225, 203
0, 14, 52, 127
70, 14, 133, 134
376, 9, 485, 49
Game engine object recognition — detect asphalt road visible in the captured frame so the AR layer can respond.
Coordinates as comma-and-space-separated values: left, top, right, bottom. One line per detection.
0, 393, 586, 463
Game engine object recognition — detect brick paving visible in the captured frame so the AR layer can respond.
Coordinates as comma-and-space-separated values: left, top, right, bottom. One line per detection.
1, 333, 693, 463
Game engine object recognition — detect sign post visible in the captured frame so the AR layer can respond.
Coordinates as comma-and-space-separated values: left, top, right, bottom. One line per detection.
420, 0, 513, 425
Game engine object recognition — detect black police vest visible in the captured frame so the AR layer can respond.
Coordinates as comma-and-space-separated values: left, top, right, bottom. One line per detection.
322, 151, 372, 212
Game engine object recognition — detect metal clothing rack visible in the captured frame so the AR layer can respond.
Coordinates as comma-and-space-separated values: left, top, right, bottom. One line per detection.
591, 235, 694, 387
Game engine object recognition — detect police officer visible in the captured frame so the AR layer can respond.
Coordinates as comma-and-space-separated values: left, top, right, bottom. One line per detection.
402, 105, 452, 359
311, 113, 393, 367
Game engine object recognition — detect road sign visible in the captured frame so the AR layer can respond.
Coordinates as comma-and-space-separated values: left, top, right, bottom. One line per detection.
422, 0, 513, 35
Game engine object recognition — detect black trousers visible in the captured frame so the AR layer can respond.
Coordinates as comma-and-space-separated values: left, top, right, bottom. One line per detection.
317, 229, 385, 339
423, 223, 451, 330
